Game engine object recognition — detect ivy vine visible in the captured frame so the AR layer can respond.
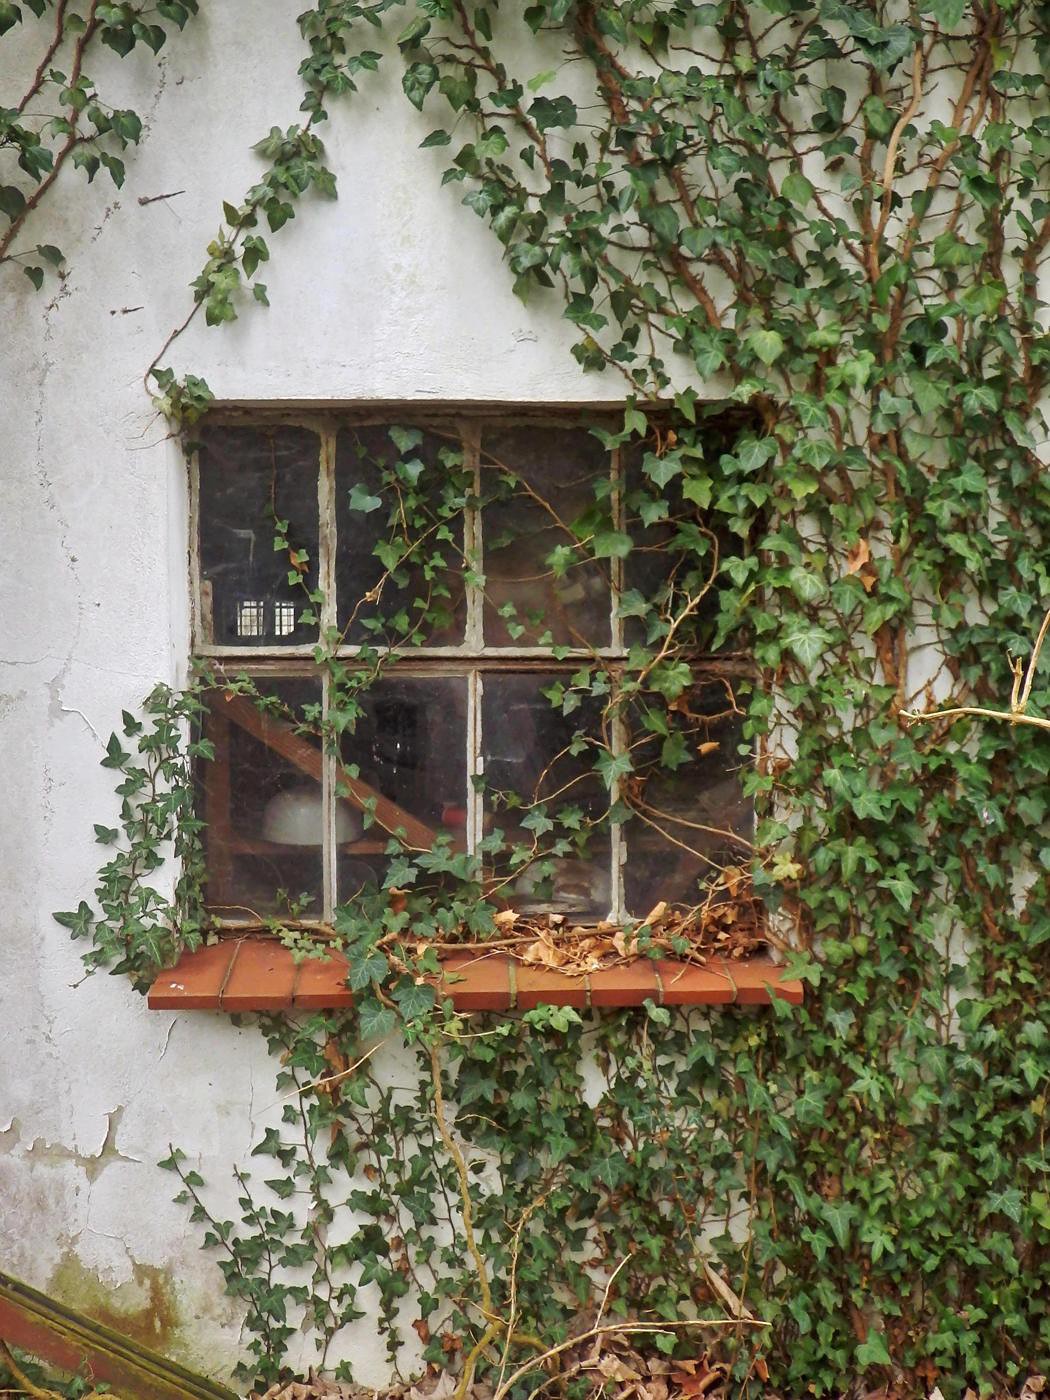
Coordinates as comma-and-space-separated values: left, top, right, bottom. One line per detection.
8, 0, 1050, 1396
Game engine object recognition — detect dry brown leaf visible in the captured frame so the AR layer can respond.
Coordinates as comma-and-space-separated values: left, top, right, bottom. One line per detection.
614, 928, 639, 958
696, 741, 720, 757
493, 909, 517, 929
846, 538, 871, 573
640, 1379, 670, 1400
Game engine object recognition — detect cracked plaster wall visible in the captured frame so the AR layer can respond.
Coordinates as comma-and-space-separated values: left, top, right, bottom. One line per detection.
0, 2, 628, 1385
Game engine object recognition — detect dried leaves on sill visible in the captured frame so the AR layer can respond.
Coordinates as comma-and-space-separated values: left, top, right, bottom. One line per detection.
505, 869, 766, 978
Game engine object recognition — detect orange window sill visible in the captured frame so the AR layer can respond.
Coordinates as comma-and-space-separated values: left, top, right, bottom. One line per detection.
146, 939, 804, 1013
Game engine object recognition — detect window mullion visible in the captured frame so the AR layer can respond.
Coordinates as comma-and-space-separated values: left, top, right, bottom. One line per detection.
610, 443, 624, 653
319, 426, 337, 644
322, 672, 336, 922
462, 421, 482, 653
609, 673, 626, 924
320, 428, 337, 920
608, 445, 625, 921
467, 669, 483, 861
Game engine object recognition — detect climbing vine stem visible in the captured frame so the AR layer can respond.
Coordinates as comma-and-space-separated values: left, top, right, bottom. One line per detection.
22, 0, 1050, 1395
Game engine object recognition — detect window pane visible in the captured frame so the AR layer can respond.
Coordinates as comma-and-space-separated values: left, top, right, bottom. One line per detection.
622, 680, 752, 916
201, 678, 324, 920
336, 674, 468, 899
621, 439, 725, 649
481, 426, 612, 648
335, 426, 467, 646
198, 426, 320, 646
481, 671, 611, 919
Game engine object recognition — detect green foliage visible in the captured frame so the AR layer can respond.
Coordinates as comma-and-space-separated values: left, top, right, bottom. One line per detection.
0, 2, 199, 278
54, 686, 208, 988
45, 0, 1050, 1396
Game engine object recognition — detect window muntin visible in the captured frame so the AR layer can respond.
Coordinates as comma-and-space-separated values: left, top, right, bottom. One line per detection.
194, 413, 753, 928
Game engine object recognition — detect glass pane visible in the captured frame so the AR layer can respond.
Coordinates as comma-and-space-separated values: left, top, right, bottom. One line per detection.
622, 680, 752, 916
201, 677, 324, 920
198, 426, 320, 646
481, 672, 611, 919
481, 426, 612, 648
621, 438, 725, 649
335, 426, 467, 646
336, 675, 468, 899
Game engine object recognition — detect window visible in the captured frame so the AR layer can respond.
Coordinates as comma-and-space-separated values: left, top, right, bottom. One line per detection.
192, 411, 754, 932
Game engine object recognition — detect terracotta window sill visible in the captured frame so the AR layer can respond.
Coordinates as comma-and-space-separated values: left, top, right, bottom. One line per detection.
146, 939, 804, 1013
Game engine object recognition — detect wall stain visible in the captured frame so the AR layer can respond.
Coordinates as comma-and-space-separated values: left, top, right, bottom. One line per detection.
47, 1253, 181, 1354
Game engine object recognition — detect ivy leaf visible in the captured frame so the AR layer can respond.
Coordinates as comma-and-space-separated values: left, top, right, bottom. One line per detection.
982, 1187, 1023, 1222
592, 530, 632, 559
782, 170, 814, 205
643, 452, 681, 489
356, 997, 396, 1041
782, 618, 832, 669
925, 0, 966, 27
646, 202, 680, 245
101, 733, 130, 769
648, 660, 693, 701
348, 483, 383, 513
746, 328, 785, 366
349, 949, 389, 990
393, 981, 436, 1021
682, 476, 712, 508
855, 1331, 892, 1367
594, 750, 633, 789
402, 62, 438, 110
878, 871, 918, 910
0, 184, 27, 219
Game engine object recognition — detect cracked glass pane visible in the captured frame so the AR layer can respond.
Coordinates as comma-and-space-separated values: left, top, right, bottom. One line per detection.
335, 426, 467, 647
481, 426, 612, 649
481, 671, 611, 919
202, 677, 324, 920
198, 426, 320, 647
622, 679, 752, 915
337, 674, 468, 899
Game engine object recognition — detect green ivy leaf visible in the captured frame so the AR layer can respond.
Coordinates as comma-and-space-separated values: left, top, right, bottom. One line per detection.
393, 981, 436, 1021
746, 328, 785, 366
855, 1331, 892, 1367
356, 997, 397, 1041
348, 483, 383, 513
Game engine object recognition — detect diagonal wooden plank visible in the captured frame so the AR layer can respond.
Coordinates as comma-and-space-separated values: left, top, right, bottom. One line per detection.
218, 692, 438, 849
0, 1270, 237, 1400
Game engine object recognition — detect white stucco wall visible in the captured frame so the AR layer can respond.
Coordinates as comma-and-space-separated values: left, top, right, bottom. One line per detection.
0, 4, 627, 1383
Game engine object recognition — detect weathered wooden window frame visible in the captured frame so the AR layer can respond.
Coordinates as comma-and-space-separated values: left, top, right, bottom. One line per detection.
191, 406, 750, 929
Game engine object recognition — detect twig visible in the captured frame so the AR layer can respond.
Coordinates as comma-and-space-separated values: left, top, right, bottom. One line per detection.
903, 607, 1050, 733
870, 44, 924, 279
489, 1317, 769, 1400
0, 1341, 90, 1400
264, 1040, 385, 1108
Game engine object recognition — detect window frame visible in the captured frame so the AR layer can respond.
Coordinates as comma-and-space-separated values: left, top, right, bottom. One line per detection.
190, 404, 754, 931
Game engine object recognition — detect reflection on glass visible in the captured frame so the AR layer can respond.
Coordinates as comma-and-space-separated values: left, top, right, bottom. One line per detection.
202, 677, 324, 920
337, 675, 468, 899
335, 426, 467, 646
481, 672, 611, 918
198, 426, 320, 646
622, 681, 752, 915
481, 426, 612, 648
